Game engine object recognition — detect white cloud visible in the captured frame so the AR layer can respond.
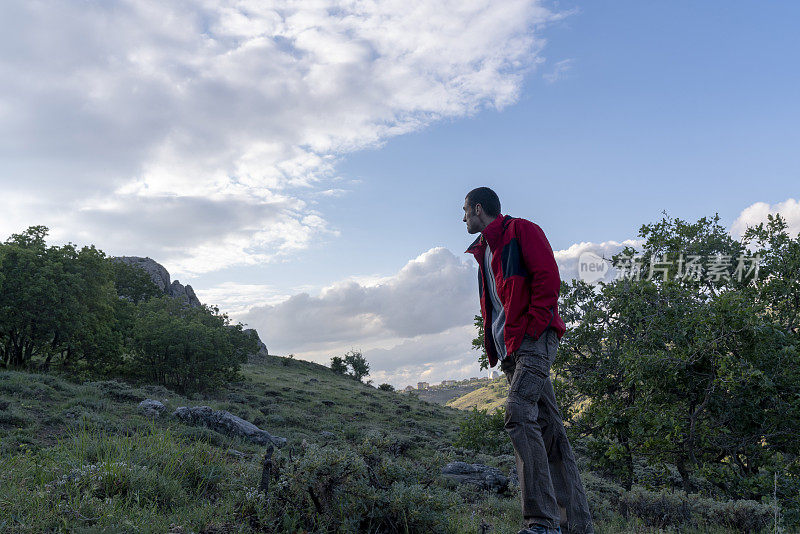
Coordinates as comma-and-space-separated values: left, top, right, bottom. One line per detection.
0, 0, 563, 273
730, 198, 800, 241
194, 282, 315, 317
240, 247, 477, 354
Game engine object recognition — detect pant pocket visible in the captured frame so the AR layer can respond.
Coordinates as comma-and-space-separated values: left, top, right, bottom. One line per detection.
509, 364, 548, 404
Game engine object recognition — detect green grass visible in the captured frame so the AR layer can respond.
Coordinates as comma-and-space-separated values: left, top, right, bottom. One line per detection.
0, 357, 779, 533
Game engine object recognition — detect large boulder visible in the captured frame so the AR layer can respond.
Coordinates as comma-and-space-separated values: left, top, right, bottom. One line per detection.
173, 406, 286, 447
441, 461, 510, 493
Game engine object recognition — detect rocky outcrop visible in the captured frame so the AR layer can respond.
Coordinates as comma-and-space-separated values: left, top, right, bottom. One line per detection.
173, 405, 286, 447
441, 462, 510, 493
244, 328, 269, 356
169, 279, 202, 308
113, 256, 202, 307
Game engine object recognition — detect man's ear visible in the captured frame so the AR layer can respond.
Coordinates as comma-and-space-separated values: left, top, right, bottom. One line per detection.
474, 203, 483, 217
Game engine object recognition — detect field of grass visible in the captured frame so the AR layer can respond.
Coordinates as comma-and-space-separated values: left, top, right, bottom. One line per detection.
0, 355, 778, 532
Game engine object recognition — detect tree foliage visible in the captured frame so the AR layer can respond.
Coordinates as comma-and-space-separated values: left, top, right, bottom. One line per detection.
472, 314, 489, 371
0, 226, 120, 371
454, 406, 507, 455
554, 213, 800, 510
344, 349, 370, 382
0, 226, 257, 393
129, 298, 257, 393
330, 349, 370, 382
330, 355, 347, 375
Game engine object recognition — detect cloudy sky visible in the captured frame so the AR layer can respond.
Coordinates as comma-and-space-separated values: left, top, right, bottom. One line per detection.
2, 1, 799, 387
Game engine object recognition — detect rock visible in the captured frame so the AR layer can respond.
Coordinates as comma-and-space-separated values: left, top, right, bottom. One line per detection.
169, 280, 202, 308
113, 257, 171, 293
244, 329, 269, 356
441, 462, 510, 493
173, 406, 286, 447
138, 399, 166, 417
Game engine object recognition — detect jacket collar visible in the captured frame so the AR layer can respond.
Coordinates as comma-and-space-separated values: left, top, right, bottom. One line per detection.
465, 235, 483, 254
480, 214, 506, 252
464, 214, 507, 254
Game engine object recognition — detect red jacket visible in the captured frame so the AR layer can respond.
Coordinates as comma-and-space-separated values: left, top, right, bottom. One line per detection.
466, 214, 566, 368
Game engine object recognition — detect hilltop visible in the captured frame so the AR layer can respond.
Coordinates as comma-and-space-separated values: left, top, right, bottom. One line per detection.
446, 377, 508, 412
410, 377, 494, 405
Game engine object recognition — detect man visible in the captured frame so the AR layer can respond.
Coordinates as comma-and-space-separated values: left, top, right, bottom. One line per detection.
463, 187, 593, 534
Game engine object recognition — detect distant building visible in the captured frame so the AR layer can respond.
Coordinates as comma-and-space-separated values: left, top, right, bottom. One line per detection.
470, 377, 479, 381
417, 382, 430, 390
441, 380, 456, 386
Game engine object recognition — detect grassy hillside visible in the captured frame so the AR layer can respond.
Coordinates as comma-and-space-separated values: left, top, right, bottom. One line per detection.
447, 377, 508, 412
0, 356, 773, 533
0, 356, 509, 532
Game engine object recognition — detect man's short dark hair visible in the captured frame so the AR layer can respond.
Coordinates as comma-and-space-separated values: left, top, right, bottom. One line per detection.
466, 187, 501, 217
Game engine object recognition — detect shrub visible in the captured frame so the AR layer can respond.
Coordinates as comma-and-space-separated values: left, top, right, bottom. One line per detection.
378, 383, 395, 392
619, 487, 773, 532
252, 442, 456, 533
454, 406, 507, 454
129, 297, 257, 394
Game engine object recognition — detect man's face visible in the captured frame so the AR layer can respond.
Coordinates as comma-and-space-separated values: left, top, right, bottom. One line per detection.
463, 199, 480, 234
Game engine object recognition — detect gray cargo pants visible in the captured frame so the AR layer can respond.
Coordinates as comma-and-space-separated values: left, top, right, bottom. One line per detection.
500, 327, 594, 534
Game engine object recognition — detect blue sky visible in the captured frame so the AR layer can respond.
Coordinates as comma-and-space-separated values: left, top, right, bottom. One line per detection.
193, 0, 800, 291
1, 1, 798, 386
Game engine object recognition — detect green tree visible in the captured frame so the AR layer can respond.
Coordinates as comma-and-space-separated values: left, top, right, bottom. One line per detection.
344, 349, 370, 382
129, 297, 257, 393
330, 355, 347, 375
556, 213, 800, 505
378, 383, 394, 392
454, 406, 507, 454
109, 259, 161, 304
0, 226, 120, 372
472, 314, 489, 371
330, 350, 371, 382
